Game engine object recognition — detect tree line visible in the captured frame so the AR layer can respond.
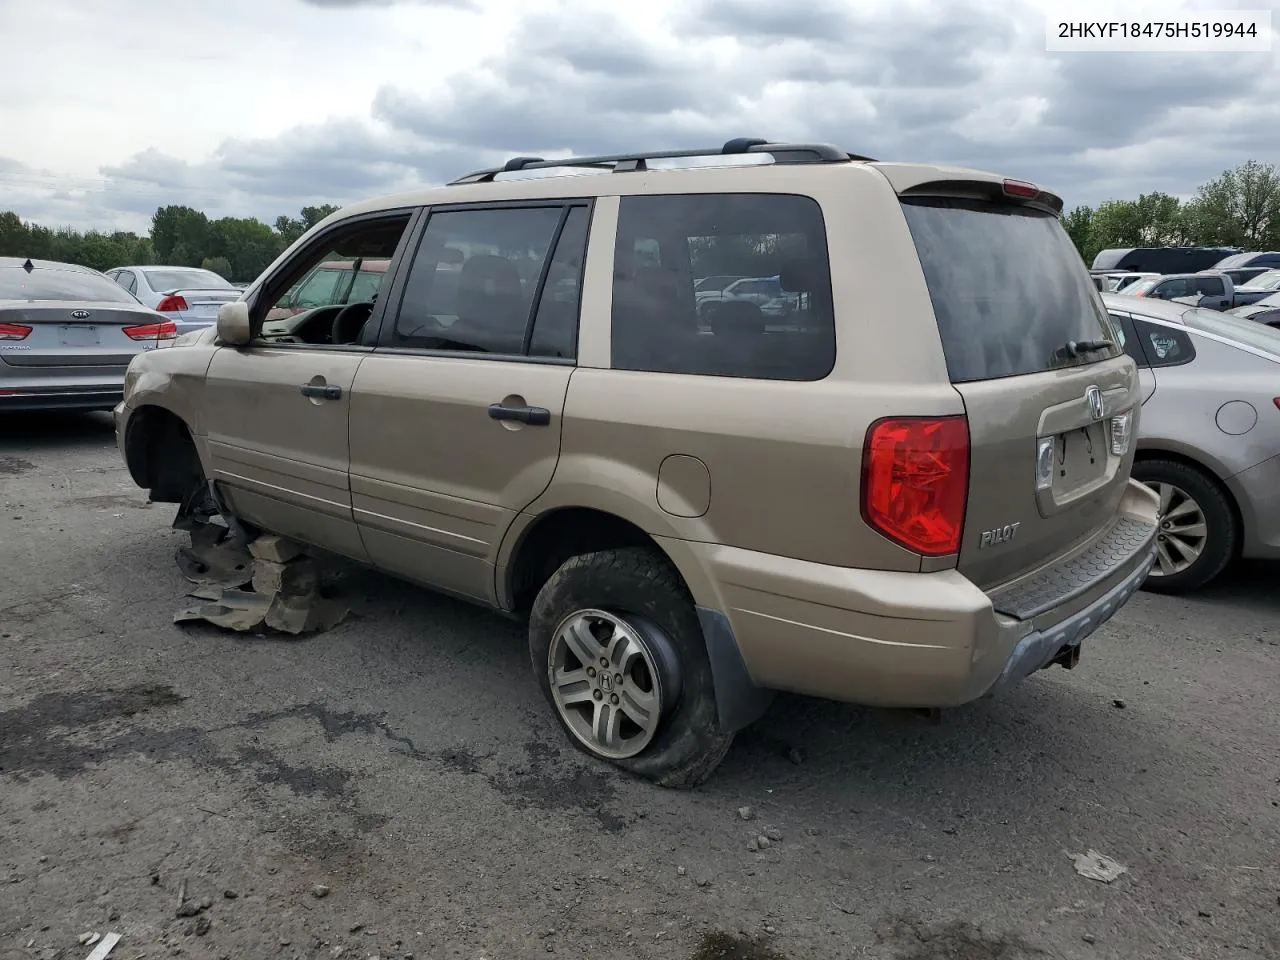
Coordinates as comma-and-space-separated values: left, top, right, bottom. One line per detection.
0, 159, 1277, 282
1063, 159, 1280, 265
0, 204, 339, 284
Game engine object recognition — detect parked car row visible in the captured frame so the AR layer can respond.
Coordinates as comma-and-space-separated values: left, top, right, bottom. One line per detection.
1093, 262, 1280, 326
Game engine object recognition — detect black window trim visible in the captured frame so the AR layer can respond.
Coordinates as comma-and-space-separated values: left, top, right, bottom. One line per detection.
236, 206, 423, 354
374, 197, 595, 366
1106, 310, 1149, 368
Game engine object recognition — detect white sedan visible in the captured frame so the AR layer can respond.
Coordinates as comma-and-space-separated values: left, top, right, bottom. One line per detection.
105, 265, 243, 335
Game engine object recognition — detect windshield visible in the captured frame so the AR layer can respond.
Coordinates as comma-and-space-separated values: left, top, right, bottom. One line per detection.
901, 197, 1119, 382
1125, 278, 1158, 295
1182, 307, 1280, 356
0, 265, 139, 303
143, 268, 233, 292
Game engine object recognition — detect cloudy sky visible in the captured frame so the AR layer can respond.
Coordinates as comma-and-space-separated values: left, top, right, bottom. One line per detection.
1, 0, 1276, 233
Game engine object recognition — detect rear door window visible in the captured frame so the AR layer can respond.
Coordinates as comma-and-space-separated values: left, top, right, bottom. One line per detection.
900, 197, 1119, 383
1195, 276, 1225, 295
1107, 312, 1147, 366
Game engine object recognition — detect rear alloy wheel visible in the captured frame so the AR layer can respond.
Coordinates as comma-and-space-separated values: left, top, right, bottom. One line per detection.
1133, 458, 1238, 594
529, 547, 735, 788
547, 609, 674, 760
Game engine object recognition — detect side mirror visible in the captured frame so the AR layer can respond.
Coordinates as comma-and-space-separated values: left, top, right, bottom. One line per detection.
217, 301, 252, 345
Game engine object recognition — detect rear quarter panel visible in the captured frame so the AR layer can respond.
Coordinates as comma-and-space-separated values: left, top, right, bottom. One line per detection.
1138, 335, 1280, 478
529, 164, 966, 574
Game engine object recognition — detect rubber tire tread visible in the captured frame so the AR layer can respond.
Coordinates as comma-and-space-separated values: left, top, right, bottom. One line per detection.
1134, 458, 1238, 594
528, 546, 734, 789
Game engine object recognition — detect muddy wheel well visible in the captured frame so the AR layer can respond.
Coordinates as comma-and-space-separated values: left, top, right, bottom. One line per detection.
124, 406, 203, 504
507, 508, 676, 616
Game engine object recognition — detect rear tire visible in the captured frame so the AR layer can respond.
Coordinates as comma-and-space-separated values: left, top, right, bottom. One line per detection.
1132, 458, 1237, 594
528, 546, 734, 788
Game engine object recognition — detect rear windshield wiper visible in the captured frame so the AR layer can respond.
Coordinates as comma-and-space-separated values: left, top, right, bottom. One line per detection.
1059, 338, 1114, 358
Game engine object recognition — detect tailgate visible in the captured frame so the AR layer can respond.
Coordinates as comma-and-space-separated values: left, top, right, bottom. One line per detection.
897, 184, 1141, 591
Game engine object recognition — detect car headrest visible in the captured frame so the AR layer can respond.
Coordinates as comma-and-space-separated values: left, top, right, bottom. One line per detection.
458, 254, 522, 298
710, 299, 766, 336
779, 259, 825, 293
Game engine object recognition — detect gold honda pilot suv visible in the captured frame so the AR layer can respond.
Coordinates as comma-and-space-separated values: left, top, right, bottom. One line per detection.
116, 139, 1160, 787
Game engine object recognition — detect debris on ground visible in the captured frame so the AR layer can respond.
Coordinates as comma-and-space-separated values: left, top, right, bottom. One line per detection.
175, 532, 253, 591
249, 534, 304, 564
83, 932, 121, 960
312, 884, 331, 899
737, 806, 755, 821
1070, 849, 1128, 883
172, 522, 349, 637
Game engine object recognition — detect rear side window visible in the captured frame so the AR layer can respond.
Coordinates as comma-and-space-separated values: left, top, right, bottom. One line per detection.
901, 198, 1119, 382
1195, 276, 1225, 295
611, 193, 835, 381
1133, 319, 1194, 367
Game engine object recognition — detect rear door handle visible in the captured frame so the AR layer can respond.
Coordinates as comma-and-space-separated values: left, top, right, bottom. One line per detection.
300, 383, 342, 400
488, 402, 551, 426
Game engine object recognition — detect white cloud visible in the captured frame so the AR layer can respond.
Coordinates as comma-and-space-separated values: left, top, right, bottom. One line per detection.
0, 0, 1276, 233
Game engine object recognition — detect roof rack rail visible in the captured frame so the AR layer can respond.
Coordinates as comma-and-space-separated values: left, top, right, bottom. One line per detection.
447, 138, 872, 185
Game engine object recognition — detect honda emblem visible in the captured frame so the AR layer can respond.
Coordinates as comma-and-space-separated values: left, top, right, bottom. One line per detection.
1085, 385, 1104, 421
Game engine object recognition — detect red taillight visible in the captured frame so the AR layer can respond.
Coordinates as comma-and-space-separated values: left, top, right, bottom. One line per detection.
123, 321, 178, 341
154, 295, 189, 312
1002, 178, 1039, 199
0, 322, 32, 340
1273, 398, 1280, 410
861, 416, 970, 556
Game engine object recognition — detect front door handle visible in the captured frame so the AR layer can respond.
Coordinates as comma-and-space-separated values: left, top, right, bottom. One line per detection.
300, 383, 342, 400
488, 402, 551, 426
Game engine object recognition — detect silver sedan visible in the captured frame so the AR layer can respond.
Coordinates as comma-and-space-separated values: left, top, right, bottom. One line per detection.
1103, 292, 1280, 592
0, 257, 175, 412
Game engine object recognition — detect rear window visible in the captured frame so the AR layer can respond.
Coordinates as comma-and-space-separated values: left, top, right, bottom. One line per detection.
0, 265, 138, 304
143, 268, 233, 292
902, 198, 1120, 382
1182, 307, 1280, 356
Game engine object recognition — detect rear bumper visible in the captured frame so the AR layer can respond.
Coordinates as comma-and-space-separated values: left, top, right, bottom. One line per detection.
1227, 452, 1280, 560
679, 479, 1158, 724
0, 385, 123, 412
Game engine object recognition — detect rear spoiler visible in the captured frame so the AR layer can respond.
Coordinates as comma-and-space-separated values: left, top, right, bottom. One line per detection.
871, 163, 1064, 216
897, 178, 1064, 216
159, 288, 239, 296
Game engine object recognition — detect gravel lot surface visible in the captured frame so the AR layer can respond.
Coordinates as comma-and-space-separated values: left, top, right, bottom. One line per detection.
2, 412, 1278, 960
